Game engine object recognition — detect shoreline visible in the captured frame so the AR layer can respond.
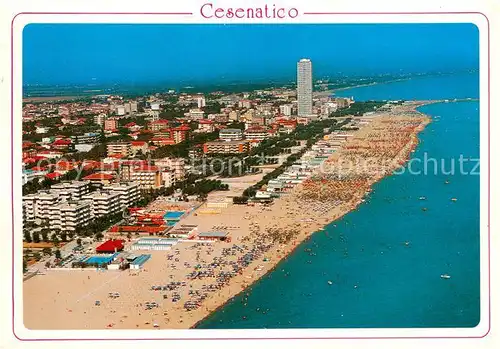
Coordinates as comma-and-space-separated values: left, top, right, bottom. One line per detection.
190, 102, 434, 328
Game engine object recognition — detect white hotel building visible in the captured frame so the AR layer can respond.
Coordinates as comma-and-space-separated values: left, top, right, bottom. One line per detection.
50, 201, 93, 232
102, 182, 141, 208
82, 191, 122, 218
23, 180, 141, 231
23, 191, 60, 222
50, 181, 91, 201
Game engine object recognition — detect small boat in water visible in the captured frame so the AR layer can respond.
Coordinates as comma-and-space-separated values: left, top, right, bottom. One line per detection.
419, 196, 426, 201
451, 198, 458, 202
445, 180, 450, 184
327, 281, 333, 285
440, 274, 451, 279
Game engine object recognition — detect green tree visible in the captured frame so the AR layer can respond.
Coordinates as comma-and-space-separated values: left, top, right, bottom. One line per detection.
41, 230, 49, 243
23, 231, 32, 243
51, 233, 59, 246
55, 249, 62, 259
94, 232, 104, 241
42, 247, 52, 256
32, 231, 41, 243
76, 238, 82, 246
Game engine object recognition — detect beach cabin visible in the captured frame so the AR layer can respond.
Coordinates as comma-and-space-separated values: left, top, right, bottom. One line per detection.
168, 225, 198, 239
130, 254, 151, 270
198, 231, 231, 242
130, 238, 178, 251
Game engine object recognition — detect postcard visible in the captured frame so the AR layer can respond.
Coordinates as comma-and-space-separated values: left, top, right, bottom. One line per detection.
0, 0, 497, 348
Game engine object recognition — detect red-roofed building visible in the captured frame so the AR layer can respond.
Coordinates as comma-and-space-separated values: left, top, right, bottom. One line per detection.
82, 172, 115, 184
171, 124, 190, 143
37, 150, 63, 159
198, 119, 214, 133
104, 118, 118, 131
102, 161, 120, 171
244, 126, 270, 142
45, 172, 62, 180
55, 161, 78, 172
82, 160, 101, 171
51, 138, 72, 150
95, 239, 124, 253
22, 149, 37, 160
22, 141, 35, 149
149, 119, 170, 132
23, 157, 36, 164
130, 141, 149, 155
108, 226, 166, 235
150, 137, 176, 146
276, 119, 298, 133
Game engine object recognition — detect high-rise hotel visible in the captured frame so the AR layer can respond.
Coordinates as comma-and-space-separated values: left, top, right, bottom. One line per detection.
297, 58, 313, 117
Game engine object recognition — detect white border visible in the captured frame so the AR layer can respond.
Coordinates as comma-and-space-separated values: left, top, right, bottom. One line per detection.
11, 11, 489, 341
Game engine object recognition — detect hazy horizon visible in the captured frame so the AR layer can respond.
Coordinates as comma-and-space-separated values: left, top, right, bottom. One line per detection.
23, 23, 479, 86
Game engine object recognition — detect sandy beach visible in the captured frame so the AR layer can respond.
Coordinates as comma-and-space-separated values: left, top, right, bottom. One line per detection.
23, 101, 432, 330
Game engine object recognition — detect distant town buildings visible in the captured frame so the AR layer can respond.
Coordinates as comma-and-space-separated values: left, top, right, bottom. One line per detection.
196, 95, 206, 108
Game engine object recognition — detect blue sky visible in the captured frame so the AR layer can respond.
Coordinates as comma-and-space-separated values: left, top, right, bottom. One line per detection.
23, 23, 479, 85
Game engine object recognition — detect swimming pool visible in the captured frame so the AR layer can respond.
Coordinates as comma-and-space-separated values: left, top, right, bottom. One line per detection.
84, 253, 118, 265
163, 211, 184, 220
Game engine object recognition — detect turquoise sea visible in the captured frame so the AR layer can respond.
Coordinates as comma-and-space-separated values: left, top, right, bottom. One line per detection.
197, 72, 480, 329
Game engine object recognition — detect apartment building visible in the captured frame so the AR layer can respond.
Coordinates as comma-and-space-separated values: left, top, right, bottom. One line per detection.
203, 140, 249, 154
104, 118, 118, 131
244, 127, 270, 142
219, 128, 243, 141
161, 168, 176, 188
198, 119, 214, 133
103, 182, 141, 208
149, 119, 170, 132
130, 166, 162, 189
279, 104, 293, 116
107, 142, 131, 157
154, 157, 186, 181
50, 201, 93, 232
94, 113, 106, 126
196, 96, 206, 108
186, 108, 205, 120
23, 191, 60, 222
50, 181, 91, 201
71, 132, 101, 145
82, 191, 122, 218
228, 110, 240, 121
171, 125, 191, 143
130, 141, 149, 155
